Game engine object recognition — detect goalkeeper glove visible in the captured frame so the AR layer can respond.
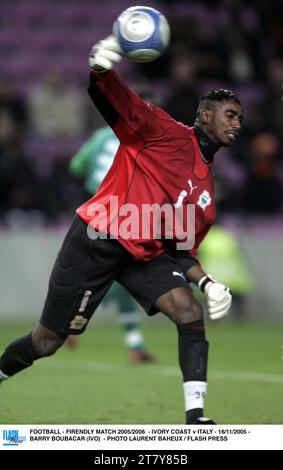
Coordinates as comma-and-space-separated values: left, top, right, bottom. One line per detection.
89, 35, 123, 73
198, 275, 232, 320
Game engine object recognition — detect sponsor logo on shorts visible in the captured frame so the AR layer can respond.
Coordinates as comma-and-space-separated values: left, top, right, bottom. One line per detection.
69, 315, 88, 330
78, 290, 92, 313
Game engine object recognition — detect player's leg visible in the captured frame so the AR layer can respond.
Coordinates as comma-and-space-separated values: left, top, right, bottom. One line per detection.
0, 216, 131, 383
65, 283, 156, 361
0, 215, 84, 382
118, 254, 214, 424
108, 282, 156, 363
154, 288, 214, 424
0, 324, 67, 382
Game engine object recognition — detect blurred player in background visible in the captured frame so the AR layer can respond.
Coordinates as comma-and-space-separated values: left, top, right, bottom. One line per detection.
0, 35, 243, 424
67, 126, 156, 363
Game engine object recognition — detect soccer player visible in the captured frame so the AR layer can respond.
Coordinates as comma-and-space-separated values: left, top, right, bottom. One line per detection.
0, 36, 243, 424
67, 126, 156, 363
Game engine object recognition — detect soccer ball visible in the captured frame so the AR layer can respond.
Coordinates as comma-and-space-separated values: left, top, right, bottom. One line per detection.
113, 6, 170, 63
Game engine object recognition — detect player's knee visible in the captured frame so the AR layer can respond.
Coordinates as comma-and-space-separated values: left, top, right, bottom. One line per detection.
181, 297, 203, 324
32, 337, 63, 357
175, 298, 203, 324
32, 325, 66, 358
164, 289, 203, 324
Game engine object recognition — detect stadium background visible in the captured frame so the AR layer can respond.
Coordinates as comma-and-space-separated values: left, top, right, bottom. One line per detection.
0, 0, 282, 424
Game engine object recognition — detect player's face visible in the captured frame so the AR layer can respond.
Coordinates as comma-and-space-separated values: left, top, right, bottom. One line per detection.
209, 101, 243, 146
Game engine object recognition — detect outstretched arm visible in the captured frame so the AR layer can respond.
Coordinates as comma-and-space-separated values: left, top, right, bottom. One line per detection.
88, 36, 165, 148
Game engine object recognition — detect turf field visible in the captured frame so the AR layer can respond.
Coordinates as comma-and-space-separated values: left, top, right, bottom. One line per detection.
0, 319, 282, 424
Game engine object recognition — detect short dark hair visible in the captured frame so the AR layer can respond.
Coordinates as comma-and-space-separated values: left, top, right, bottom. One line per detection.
196, 88, 241, 121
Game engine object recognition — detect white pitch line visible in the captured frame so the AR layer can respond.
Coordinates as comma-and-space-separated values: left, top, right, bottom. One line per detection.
210, 370, 283, 385
40, 358, 283, 385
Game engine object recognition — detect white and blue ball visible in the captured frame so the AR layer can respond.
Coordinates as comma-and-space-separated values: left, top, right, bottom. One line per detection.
113, 6, 170, 63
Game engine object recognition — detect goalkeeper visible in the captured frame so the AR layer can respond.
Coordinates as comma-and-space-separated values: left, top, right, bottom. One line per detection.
0, 36, 243, 425
67, 126, 156, 363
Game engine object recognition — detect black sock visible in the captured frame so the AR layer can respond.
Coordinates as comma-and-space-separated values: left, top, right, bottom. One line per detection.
0, 333, 41, 377
186, 408, 204, 423
177, 320, 209, 423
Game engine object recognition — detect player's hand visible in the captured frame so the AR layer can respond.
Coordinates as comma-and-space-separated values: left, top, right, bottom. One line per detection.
89, 35, 123, 72
198, 276, 232, 320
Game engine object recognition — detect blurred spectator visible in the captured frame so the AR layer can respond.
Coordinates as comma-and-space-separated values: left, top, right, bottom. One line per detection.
47, 156, 88, 220
240, 132, 283, 214
257, 0, 283, 51
261, 56, 283, 141
166, 46, 199, 124
28, 67, 88, 137
217, 2, 258, 83
0, 77, 29, 137
0, 137, 42, 219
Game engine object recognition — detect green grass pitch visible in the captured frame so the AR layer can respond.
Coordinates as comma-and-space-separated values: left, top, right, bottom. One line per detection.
0, 320, 282, 424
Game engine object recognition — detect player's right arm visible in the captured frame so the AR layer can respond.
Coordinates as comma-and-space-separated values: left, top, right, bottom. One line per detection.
87, 35, 166, 148
173, 256, 232, 321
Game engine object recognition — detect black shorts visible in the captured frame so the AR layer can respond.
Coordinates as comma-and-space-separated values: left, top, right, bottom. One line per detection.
40, 216, 191, 335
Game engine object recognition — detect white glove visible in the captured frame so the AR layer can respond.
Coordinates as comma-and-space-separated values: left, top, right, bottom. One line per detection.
89, 35, 123, 72
198, 275, 232, 320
